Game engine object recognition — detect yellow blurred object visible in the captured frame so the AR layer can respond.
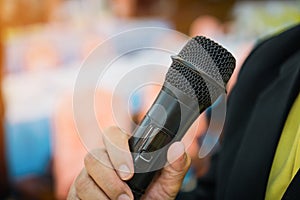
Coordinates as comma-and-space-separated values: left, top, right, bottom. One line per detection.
0, 2, 10, 197
1, 0, 61, 27
172, 0, 236, 34
265, 94, 300, 200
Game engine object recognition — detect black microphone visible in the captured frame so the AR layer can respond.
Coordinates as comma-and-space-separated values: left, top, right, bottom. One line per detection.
126, 36, 236, 199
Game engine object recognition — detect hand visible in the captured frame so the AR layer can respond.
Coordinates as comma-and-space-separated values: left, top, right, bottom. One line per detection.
67, 126, 191, 200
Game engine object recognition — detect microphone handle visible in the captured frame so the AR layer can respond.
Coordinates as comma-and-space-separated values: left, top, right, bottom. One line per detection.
126, 88, 201, 199
127, 128, 172, 199
126, 159, 158, 199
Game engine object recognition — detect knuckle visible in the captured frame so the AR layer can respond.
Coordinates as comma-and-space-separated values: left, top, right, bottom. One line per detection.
75, 173, 92, 194
106, 182, 128, 198
84, 149, 106, 167
66, 185, 77, 200
84, 151, 96, 166
118, 183, 130, 193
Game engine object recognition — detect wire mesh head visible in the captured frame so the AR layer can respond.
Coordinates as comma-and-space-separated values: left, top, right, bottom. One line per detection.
164, 36, 236, 109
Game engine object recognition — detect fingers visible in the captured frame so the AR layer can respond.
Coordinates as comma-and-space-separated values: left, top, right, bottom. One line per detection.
67, 168, 108, 200
167, 141, 191, 172
75, 169, 109, 200
163, 141, 191, 190
102, 126, 134, 180
67, 184, 80, 200
68, 126, 134, 200
68, 126, 190, 200
144, 142, 191, 199
84, 149, 133, 200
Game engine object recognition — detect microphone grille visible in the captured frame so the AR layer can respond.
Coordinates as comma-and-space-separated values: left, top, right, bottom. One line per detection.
165, 36, 236, 109
178, 36, 235, 86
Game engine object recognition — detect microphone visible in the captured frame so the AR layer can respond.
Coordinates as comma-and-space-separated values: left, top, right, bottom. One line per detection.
126, 36, 236, 199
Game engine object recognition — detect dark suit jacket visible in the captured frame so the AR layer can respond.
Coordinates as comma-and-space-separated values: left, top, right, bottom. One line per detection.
177, 24, 300, 200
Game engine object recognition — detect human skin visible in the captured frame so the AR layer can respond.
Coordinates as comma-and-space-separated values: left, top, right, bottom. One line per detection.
67, 126, 191, 200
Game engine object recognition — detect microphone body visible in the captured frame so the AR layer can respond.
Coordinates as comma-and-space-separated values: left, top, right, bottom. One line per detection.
126, 36, 236, 199
127, 85, 200, 198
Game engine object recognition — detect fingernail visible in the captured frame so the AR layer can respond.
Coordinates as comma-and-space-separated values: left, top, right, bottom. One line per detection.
118, 164, 131, 180
118, 193, 131, 200
168, 142, 185, 163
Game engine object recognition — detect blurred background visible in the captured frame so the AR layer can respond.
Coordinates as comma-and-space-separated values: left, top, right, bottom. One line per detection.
0, 0, 299, 199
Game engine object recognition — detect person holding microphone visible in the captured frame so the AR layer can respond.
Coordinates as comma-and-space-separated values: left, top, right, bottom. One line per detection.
68, 23, 300, 200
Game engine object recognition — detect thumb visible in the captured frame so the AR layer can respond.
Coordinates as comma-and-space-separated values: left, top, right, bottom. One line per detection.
167, 141, 191, 172
144, 142, 191, 199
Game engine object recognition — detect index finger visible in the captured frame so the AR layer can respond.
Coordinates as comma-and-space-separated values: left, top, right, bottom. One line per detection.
102, 126, 134, 180
67, 184, 80, 200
